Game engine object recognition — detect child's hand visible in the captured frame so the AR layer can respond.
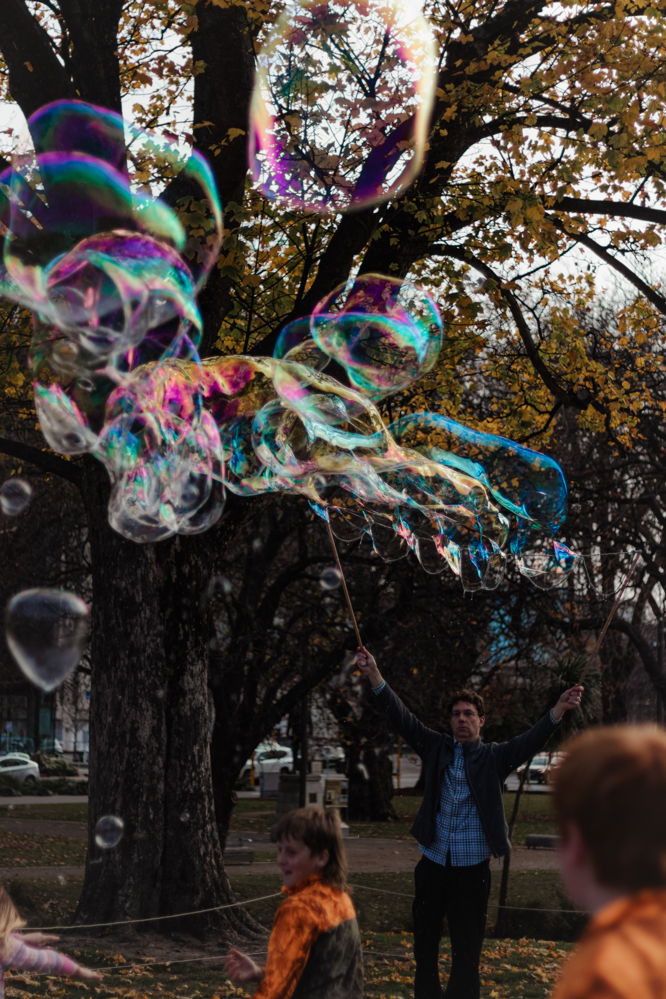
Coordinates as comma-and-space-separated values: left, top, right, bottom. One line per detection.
78, 965, 103, 980
225, 947, 262, 983
17, 932, 60, 947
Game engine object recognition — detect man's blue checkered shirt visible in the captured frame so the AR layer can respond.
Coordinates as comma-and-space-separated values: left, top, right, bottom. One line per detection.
420, 740, 490, 867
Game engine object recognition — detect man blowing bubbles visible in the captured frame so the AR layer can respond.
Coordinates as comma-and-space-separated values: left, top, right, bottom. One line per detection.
354, 647, 583, 999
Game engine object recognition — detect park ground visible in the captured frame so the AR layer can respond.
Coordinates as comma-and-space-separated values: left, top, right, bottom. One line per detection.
0, 792, 581, 999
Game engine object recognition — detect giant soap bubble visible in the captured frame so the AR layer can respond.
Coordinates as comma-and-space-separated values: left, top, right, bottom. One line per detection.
249, 0, 437, 212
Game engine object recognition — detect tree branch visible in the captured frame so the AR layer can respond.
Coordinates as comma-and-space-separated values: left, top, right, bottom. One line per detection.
0, 435, 82, 486
547, 215, 666, 317
554, 197, 666, 226
432, 243, 594, 409
0, 0, 73, 116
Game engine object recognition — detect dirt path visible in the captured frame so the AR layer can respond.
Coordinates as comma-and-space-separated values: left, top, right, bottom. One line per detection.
0, 814, 559, 881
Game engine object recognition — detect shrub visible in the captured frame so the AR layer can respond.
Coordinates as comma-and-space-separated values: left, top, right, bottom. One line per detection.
32, 753, 78, 776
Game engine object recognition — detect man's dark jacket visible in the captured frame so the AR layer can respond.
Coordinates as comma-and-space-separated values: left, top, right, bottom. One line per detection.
374, 683, 558, 857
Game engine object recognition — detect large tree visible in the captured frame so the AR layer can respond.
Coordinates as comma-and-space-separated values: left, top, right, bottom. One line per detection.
0, 0, 664, 933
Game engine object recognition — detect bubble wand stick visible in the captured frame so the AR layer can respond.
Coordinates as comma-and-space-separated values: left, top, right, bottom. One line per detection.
589, 549, 641, 664
325, 519, 363, 647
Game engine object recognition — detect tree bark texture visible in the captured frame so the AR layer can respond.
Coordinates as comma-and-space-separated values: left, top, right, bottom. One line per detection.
75, 461, 238, 934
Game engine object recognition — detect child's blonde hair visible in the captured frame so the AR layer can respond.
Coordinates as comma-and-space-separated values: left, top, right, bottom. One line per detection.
272, 805, 348, 891
0, 887, 25, 953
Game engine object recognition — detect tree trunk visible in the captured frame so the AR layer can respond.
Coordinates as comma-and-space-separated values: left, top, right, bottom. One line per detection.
75, 461, 241, 936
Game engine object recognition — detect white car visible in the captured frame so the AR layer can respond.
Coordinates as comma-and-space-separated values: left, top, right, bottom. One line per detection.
239, 742, 294, 786
517, 751, 564, 785
0, 753, 40, 785
318, 745, 346, 772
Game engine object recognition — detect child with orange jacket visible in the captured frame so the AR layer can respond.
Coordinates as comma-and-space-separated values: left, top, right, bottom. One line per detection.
225, 804, 362, 999
552, 724, 666, 999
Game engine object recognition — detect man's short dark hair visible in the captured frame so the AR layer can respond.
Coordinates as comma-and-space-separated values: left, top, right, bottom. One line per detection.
446, 689, 485, 717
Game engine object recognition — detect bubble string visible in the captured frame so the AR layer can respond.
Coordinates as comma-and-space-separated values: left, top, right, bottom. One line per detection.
588, 549, 641, 670
324, 515, 363, 646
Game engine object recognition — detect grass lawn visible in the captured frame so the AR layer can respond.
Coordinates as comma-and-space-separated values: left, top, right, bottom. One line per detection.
0, 932, 573, 998
0, 802, 88, 822
0, 830, 85, 868
0, 788, 558, 844
1, 871, 575, 999
0, 790, 581, 997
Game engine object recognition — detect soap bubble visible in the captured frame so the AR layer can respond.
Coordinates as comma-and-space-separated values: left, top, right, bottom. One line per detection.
0, 478, 32, 516
94, 814, 124, 849
250, 0, 436, 212
5, 589, 90, 692
320, 566, 343, 589
311, 274, 443, 399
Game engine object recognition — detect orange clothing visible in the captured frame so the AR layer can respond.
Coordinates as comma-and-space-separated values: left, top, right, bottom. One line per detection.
254, 874, 362, 999
552, 889, 666, 999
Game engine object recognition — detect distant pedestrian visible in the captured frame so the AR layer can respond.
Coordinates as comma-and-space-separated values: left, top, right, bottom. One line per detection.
225, 804, 362, 998
552, 724, 666, 999
355, 646, 583, 999
0, 885, 101, 995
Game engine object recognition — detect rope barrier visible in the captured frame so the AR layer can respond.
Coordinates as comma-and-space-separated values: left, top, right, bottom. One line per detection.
28, 890, 282, 933
349, 881, 585, 915
27, 878, 582, 936
13, 880, 583, 979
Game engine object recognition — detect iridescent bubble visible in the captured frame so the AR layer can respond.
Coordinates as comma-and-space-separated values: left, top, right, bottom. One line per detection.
0, 478, 32, 516
5, 589, 90, 692
515, 540, 577, 589
207, 575, 233, 599
320, 566, 343, 589
94, 814, 125, 849
0, 99, 222, 388
312, 274, 443, 398
249, 0, 436, 212
274, 317, 330, 371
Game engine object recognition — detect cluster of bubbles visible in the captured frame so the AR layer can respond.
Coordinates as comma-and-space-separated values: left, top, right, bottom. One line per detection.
0, 0, 575, 596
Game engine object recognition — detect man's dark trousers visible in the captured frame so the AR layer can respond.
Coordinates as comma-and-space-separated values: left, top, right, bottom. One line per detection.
412, 854, 491, 999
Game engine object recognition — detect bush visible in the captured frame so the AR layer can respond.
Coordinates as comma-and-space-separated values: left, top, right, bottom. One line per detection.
32, 753, 78, 776
0, 775, 24, 796
0, 774, 88, 796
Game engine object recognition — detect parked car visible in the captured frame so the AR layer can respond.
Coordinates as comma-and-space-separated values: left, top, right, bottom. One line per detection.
318, 745, 346, 772
0, 753, 40, 785
544, 751, 566, 783
238, 742, 294, 787
517, 751, 564, 785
